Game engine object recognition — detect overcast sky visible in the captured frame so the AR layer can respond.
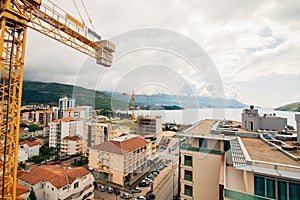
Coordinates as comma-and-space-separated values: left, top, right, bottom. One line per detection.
24, 0, 300, 108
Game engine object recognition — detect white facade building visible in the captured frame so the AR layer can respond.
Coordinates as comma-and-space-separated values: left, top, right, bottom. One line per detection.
18, 140, 40, 162
18, 166, 94, 200
49, 118, 83, 149
60, 136, 83, 156
242, 106, 287, 132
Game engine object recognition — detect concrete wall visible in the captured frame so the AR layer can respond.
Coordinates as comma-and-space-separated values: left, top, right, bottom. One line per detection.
181, 151, 222, 200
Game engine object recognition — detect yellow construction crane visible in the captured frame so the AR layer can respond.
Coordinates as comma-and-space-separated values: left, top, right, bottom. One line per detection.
0, 0, 114, 199
122, 91, 149, 121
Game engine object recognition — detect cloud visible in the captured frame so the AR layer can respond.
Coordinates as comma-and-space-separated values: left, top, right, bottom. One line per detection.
22, 0, 300, 107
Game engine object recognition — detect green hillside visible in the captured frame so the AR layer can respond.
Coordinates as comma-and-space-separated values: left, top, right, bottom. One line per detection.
275, 102, 300, 112
22, 81, 128, 110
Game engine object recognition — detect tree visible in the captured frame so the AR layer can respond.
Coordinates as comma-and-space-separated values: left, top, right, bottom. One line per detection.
28, 124, 40, 132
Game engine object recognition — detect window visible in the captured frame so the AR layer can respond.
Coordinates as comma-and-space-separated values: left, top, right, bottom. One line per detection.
199, 138, 207, 148
266, 178, 275, 199
74, 182, 79, 189
184, 185, 193, 197
289, 182, 300, 200
184, 155, 193, 167
277, 180, 287, 200
254, 175, 300, 200
254, 176, 265, 196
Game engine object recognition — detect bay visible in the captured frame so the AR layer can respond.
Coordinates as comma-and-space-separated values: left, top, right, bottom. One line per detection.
119, 108, 300, 129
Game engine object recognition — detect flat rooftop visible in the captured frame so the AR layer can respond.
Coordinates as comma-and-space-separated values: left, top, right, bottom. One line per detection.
241, 138, 300, 166
185, 119, 216, 135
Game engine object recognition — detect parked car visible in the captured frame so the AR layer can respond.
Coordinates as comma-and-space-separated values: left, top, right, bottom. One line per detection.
135, 196, 146, 200
146, 193, 155, 200
121, 193, 131, 199
131, 187, 141, 193
139, 180, 149, 187
152, 171, 158, 177
100, 185, 106, 192
148, 173, 154, 179
114, 188, 120, 195
107, 186, 113, 193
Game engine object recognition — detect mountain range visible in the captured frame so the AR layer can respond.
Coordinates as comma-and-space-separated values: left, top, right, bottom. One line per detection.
22, 81, 248, 109
275, 102, 300, 112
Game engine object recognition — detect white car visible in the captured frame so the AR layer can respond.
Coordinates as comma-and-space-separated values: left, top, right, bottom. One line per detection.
121, 193, 131, 199
135, 196, 145, 200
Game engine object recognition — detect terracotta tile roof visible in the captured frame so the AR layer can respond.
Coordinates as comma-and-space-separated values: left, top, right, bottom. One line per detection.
19, 140, 40, 147
50, 117, 77, 123
18, 166, 90, 189
63, 108, 83, 112
63, 136, 82, 141
16, 183, 29, 196
37, 110, 53, 114
91, 135, 149, 155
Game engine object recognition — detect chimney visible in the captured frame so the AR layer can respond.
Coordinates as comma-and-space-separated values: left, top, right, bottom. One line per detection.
295, 114, 300, 143
250, 105, 254, 110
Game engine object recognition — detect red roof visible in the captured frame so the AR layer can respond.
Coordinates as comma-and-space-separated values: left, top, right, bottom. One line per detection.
63, 136, 82, 141
63, 108, 83, 112
16, 183, 29, 196
50, 117, 77, 123
19, 140, 40, 147
18, 166, 90, 189
91, 135, 149, 155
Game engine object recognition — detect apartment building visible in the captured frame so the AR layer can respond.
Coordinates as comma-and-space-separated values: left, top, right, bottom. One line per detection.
242, 105, 287, 132
18, 165, 94, 200
58, 97, 76, 118
144, 134, 157, 160
18, 140, 40, 162
60, 136, 83, 156
137, 116, 162, 145
179, 119, 300, 200
82, 122, 123, 155
88, 134, 149, 186
35, 110, 53, 126
62, 108, 86, 119
49, 118, 83, 149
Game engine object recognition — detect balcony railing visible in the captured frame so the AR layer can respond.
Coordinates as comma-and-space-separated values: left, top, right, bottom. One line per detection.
184, 160, 192, 167
224, 189, 272, 200
184, 190, 193, 197
181, 145, 222, 155
184, 175, 193, 182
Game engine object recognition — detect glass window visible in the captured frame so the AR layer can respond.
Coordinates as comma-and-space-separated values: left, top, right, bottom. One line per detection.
277, 180, 287, 200
254, 175, 265, 197
266, 178, 275, 199
289, 182, 300, 200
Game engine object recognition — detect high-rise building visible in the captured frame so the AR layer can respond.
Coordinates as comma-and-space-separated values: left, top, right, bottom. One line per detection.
58, 97, 76, 118
137, 116, 162, 145
49, 117, 83, 149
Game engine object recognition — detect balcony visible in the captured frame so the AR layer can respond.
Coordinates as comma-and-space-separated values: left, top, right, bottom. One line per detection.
184, 190, 193, 197
184, 160, 192, 167
224, 189, 271, 200
184, 175, 193, 182
181, 145, 222, 155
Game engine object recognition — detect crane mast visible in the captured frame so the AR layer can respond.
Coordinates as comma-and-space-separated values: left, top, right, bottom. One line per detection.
0, 0, 115, 199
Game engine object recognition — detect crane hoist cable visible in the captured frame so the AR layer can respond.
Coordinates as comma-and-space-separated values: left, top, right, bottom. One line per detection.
80, 0, 97, 32
72, 0, 86, 26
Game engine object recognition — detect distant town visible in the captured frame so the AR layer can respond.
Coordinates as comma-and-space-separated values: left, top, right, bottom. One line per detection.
14, 97, 300, 200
